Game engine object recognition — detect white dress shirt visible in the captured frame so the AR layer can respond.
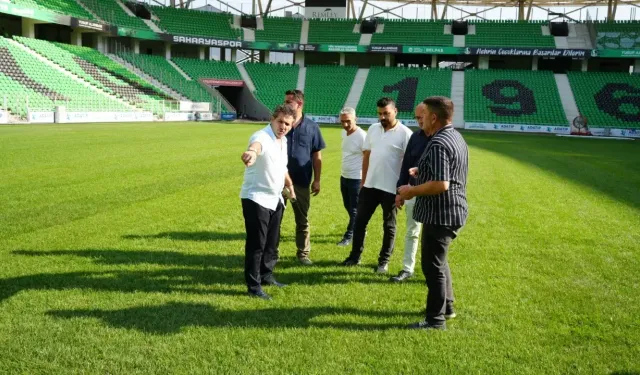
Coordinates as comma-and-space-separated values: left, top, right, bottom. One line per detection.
341, 127, 367, 179
363, 122, 413, 194
240, 125, 288, 210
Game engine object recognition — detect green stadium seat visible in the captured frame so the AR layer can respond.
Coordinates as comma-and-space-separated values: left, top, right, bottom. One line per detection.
172, 57, 242, 81
356, 66, 452, 119
118, 52, 217, 106
303, 65, 357, 116
150, 6, 242, 40
594, 21, 640, 49
80, 0, 151, 30
244, 62, 298, 112
255, 17, 302, 44
568, 71, 640, 128
371, 20, 452, 46
11, 0, 96, 21
467, 20, 554, 48
464, 69, 567, 126
308, 19, 360, 44
0, 36, 132, 117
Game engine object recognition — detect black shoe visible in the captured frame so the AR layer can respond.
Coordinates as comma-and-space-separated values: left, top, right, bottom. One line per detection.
248, 290, 272, 300
390, 270, 413, 282
341, 258, 360, 266
408, 320, 446, 330
374, 263, 389, 274
337, 237, 352, 246
262, 279, 288, 288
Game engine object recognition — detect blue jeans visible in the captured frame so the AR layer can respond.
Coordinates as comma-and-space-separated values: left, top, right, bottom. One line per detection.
340, 176, 361, 240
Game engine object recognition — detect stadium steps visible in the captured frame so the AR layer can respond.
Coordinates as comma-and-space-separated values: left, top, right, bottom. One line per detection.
143, 19, 164, 33
344, 68, 369, 109
114, 0, 135, 16
237, 64, 257, 92
567, 24, 593, 49
257, 17, 264, 30
300, 20, 309, 44
554, 74, 578, 126
198, 84, 235, 113
454, 35, 465, 47
451, 71, 465, 127
243, 28, 256, 42
554, 37, 569, 49
168, 60, 192, 81
75, 0, 102, 21
296, 67, 306, 91
9, 38, 138, 112
107, 54, 187, 101
376, 23, 384, 33
359, 33, 372, 45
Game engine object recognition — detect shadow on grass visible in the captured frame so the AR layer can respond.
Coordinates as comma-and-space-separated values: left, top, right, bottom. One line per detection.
123, 231, 246, 242
122, 231, 345, 245
3, 250, 422, 304
47, 302, 410, 334
464, 133, 640, 210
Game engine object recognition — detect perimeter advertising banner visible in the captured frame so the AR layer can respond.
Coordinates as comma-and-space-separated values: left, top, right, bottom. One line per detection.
305, 0, 346, 18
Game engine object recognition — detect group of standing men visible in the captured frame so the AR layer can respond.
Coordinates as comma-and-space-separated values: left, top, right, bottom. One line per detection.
240, 90, 468, 330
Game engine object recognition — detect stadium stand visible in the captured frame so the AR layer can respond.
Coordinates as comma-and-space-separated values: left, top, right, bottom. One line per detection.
118, 52, 216, 104
254, 17, 302, 44
244, 62, 298, 112
356, 66, 452, 118
594, 21, 640, 49
464, 69, 567, 126
0, 36, 130, 117
149, 6, 242, 40
307, 19, 360, 44
303, 65, 357, 115
370, 20, 453, 46
567, 71, 640, 128
466, 20, 555, 47
172, 57, 242, 81
55, 42, 169, 99
11, 0, 97, 21
15, 37, 171, 113
79, 0, 150, 30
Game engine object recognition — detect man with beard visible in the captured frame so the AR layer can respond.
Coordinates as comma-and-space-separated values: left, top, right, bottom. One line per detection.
337, 107, 366, 247
341, 97, 413, 274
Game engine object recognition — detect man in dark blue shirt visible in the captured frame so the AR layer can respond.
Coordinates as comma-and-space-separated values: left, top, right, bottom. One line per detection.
391, 103, 431, 283
283, 89, 326, 265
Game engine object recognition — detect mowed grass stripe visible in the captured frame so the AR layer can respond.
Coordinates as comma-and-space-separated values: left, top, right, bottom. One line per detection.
0, 122, 638, 374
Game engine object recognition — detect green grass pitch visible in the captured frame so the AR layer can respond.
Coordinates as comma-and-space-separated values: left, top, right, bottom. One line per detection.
1, 122, 639, 374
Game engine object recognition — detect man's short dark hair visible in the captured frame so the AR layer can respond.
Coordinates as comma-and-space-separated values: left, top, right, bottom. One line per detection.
423, 96, 454, 123
272, 104, 296, 119
377, 97, 396, 108
285, 89, 304, 102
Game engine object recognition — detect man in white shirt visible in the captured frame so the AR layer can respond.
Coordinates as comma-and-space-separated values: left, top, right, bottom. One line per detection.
337, 107, 367, 247
341, 97, 413, 273
240, 104, 297, 300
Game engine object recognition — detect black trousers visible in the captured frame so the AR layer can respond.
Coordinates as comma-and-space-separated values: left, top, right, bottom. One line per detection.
242, 199, 284, 293
340, 176, 361, 240
421, 224, 460, 325
347, 187, 398, 265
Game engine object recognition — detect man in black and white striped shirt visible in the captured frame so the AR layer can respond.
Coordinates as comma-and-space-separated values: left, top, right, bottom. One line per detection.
398, 96, 468, 330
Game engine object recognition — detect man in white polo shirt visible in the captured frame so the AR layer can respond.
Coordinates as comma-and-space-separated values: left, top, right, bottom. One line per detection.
240, 104, 296, 300
341, 97, 413, 273
337, 107, 366, 247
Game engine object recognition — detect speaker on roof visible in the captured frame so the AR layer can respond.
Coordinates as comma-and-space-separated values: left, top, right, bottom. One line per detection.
241, 15, 257, 29
451, 20, 468, 35
550, 22, 569, 36
360, 18, 377, 34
